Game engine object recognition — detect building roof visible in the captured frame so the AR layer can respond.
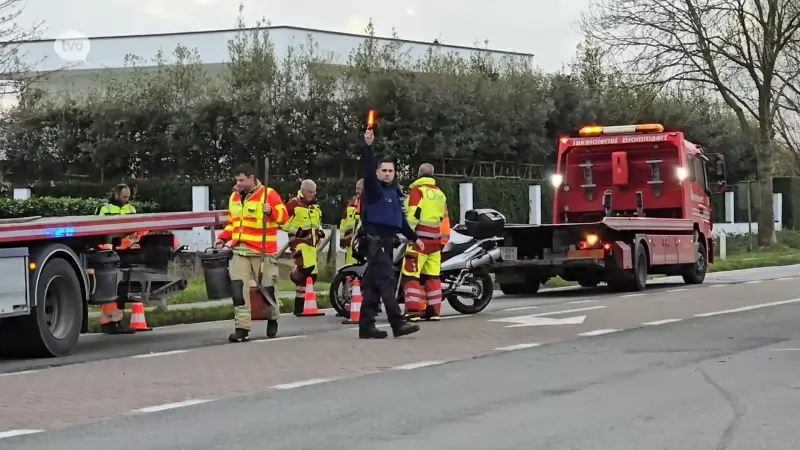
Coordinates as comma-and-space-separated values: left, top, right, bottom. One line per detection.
14, 24, 534, 59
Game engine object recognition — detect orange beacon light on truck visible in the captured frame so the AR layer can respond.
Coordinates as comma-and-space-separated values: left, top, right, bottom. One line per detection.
578, 123, 664, 137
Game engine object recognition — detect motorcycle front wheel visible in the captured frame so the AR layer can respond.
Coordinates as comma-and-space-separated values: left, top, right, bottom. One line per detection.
446, 272, 494, 315
329, 270, 360, 318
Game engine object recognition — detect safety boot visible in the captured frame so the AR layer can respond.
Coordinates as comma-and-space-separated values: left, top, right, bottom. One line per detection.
392, 322, 420, 337
404, 310, 422, 322
266, 320, 278, 338
101, 321, 136, 335
359, 327, 389, 339
228, 328, 250, 343
423, 306, 440, 321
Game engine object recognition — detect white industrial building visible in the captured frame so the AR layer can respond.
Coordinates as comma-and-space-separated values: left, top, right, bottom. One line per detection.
11, 25, 534, 95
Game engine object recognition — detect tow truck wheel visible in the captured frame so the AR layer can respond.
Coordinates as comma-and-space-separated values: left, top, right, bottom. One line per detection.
632, 244, 648, 291
682, 242, 707, 285
0, 258, 83, 358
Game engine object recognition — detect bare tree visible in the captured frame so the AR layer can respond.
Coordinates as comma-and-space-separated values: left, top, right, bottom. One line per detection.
0, 0, 44, 96
581, 0, 800, 246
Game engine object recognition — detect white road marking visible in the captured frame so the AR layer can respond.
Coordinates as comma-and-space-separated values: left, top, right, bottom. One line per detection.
568, 300, 596, 304
694, 298, 800, 318
666, 288, 687, 292
0, 369, 41, 378
620, 293, 645, 297
255, 335, 306, 343
707, 284, 726, 288
503, 305, 539, 312
533, 305, 606, 316
134, 399, 213, 413
578, 329, 620, 336
745, 280, 763, 284
494, 343, 541, 351
769, 348, 800, 351
272, 378, 336, 389
642, 319, 682, 326
393, 360, 446, 370
0, 430, 44, 439
131, 350, 189, 359
776, 277, 795, 281
491, 315, 587, 327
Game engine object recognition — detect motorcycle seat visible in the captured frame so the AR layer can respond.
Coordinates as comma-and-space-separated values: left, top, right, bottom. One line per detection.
442, 241, 474, 261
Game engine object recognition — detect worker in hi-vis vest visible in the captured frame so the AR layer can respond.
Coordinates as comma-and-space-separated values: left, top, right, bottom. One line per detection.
95, 183, 145, 335
339, 178, 363, 265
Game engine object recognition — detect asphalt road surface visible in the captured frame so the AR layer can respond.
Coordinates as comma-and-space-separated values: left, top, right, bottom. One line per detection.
0, 265, 799, 448
1, 263, 798, 373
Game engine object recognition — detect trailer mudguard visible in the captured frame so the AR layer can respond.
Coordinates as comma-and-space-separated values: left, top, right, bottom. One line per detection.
612, 241, 633, 269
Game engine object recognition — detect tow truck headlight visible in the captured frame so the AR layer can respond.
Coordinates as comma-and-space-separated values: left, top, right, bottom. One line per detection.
550, 173, 563, 188
676, 167, 688, 181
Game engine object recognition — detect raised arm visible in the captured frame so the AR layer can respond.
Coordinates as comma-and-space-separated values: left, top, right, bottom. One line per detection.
361, 130, 382, 204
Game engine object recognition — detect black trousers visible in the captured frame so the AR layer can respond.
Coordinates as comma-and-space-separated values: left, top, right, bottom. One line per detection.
359, 235, 404, 329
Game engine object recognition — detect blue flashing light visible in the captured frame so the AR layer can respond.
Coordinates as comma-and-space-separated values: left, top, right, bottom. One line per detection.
45, 227, 76, 238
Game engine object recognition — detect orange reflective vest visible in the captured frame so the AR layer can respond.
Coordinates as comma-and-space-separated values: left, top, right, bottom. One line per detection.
218, 182, 288, 254
339, 196, 361, 248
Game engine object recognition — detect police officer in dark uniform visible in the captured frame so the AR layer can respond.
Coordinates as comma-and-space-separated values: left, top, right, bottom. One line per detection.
358, 128, 423, 339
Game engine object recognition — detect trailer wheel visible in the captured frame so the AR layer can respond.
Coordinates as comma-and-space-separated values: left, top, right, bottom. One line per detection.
632, 244, 648, 291
0, 258, 83, 358
682, 242, 707, 285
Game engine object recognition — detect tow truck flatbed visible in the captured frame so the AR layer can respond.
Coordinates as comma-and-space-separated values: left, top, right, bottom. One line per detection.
0, 211, 227, 243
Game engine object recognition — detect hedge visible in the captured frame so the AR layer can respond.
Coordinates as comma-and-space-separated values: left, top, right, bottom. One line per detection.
0, 196, 160, 219
20, 178, 553, 225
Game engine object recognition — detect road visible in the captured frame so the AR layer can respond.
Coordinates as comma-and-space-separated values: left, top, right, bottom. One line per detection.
0, 264, 799, 448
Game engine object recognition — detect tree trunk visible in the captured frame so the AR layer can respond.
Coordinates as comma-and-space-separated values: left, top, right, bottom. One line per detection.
756, 127, 776, 247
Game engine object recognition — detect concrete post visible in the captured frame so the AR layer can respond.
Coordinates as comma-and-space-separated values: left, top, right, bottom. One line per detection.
529, 185, 542, 225
724, 191, 734, 223
718, 232, 727, 260
459, 183, 474, 224
773, 192, 783, 229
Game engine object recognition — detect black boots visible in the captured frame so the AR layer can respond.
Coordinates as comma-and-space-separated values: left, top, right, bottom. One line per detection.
228, 328, 250, 343
359, 323, 420, 339
101, 322, 135, 335
267, 320, 278, 338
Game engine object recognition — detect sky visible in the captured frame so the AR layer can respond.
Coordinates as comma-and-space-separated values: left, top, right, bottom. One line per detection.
15, 0, 591, 73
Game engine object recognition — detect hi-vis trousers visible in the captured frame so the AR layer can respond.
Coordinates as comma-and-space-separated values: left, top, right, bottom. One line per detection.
290, 242, 318, 315
401, 248, 443, 319
229, 253, 279, 330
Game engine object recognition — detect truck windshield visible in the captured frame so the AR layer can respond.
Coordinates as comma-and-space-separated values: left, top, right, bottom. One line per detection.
557, 143, 683, 222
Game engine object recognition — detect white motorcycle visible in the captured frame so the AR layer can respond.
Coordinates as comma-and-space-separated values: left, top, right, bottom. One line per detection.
330, 209, 506, 318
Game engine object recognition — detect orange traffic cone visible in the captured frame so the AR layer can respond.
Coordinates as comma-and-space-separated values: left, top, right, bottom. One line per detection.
298, 276, 325, 317
342, 278, 362, 324
129, 302, 152, 331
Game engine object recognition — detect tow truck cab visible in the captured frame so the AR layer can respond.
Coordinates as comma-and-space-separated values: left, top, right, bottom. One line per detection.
551, 123, 726, 226
495, 123, 727, 295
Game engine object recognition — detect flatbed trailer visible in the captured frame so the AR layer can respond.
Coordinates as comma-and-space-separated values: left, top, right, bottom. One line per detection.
0, 211, 226, 358
494, 123, 725, 295
495, 217, 711, 294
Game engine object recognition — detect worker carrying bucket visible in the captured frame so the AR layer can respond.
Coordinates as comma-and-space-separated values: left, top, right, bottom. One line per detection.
211, 163, 289, 343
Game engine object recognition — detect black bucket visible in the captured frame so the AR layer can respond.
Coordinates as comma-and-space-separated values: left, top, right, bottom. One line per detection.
88, 250, 121, 304
199, 247, 233, 300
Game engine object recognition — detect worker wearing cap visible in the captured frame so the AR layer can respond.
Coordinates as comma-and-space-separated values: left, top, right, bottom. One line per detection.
339, 179, 363, 265
214, 164, 289, 342
95, 183, 140, 335
402, 163, 450, 321
281, 179, 325, 315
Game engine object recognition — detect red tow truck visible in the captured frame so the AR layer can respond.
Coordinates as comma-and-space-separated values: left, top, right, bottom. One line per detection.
0, 211, 225, 358
495, 123, 726, 295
